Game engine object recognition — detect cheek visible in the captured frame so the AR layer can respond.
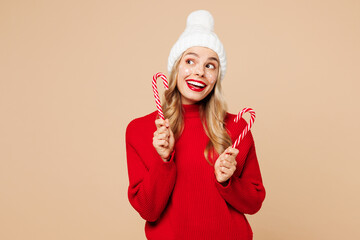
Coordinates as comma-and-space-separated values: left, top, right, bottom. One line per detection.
207, 72, 217, 84
179, 65, 192, 77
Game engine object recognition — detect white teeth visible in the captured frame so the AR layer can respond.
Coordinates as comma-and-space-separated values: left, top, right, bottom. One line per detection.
187, 81, 206, 88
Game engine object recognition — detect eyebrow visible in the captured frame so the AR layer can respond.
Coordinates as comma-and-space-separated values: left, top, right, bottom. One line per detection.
184, 52, 219, 64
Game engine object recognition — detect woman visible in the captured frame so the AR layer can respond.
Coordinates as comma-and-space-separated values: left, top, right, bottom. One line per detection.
126, 10, 266, 240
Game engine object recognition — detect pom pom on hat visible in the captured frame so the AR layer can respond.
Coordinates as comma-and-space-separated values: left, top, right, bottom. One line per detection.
186, 10, 214, 31
168, 10, 227, 81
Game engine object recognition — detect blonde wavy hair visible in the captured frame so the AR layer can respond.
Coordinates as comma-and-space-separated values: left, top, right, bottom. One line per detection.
162, 55, 232, 165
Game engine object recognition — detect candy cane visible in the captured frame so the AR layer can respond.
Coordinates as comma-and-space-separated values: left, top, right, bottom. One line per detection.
232, 108, 256, 148
152, 72, 169, 120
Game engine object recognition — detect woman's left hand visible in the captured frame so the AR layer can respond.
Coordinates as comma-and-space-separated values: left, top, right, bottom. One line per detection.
214, 147, 239, 184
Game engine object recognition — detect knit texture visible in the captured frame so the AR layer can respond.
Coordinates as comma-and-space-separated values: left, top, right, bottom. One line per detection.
126, 104, 266, 240
168, 10, 227, 81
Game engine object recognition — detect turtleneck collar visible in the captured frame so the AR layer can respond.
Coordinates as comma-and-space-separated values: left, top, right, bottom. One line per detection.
182, 104, 201, 118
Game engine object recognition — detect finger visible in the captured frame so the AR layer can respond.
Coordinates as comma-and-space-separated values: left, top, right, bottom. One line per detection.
215, 169, 225, 182
221, 159, 233, 168
157, 126, 168, 134
216, 159, 225, 170
224, 154, 233, 162
220, 166, 229, 174
224, 146, 232, 154
216, 163, 225, 173
164, 119, 170, 128
217, 154, 227, 167
223, 153, 232, 162
162, 140, 169, 148
223, 154, 237, 164
223, 151, 237, 164
157, 132, 169, 140
220, 164, 236, 175
156, 139, 169, 148
226, 147, 239, 156
219, 158, 229, 167
223, 159, 237, 170
225, 147, 233, 154
155, 118, 166, 129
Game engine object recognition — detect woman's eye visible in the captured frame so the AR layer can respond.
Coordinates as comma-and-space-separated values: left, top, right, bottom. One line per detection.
206, 63, 215, 69
186, 59, 194, 64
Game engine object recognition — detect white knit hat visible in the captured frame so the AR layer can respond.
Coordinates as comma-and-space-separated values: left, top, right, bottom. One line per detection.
167, 10, 227, 81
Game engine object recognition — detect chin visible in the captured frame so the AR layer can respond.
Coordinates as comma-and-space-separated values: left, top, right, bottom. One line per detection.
179, 86, 211, 104
183, 95, 207, 104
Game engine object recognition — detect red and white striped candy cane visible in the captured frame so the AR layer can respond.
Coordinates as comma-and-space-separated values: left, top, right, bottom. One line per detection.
232, 108, 256, 148
152, 72, 169, 120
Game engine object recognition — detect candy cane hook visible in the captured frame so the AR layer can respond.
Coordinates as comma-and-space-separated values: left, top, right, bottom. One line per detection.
152, 72, 169, 120
232, 108, 256, 148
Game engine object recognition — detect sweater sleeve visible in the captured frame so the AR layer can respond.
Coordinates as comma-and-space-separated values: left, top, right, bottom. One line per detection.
126, 120, 177, 222
215, 130, 266, 215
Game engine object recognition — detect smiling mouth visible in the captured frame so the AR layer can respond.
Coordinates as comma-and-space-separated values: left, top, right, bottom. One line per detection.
186, 80, 207, 92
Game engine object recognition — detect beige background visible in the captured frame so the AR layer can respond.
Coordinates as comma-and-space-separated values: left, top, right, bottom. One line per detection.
1, 0, 359, 239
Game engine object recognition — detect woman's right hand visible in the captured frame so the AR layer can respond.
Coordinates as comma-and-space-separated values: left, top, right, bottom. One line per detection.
153, 118, 175, 162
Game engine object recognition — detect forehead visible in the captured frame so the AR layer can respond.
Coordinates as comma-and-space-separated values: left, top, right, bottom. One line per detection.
183, 46, 219, 60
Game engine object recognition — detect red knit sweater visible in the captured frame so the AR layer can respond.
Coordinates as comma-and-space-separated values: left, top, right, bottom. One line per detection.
126, 104, 266, 240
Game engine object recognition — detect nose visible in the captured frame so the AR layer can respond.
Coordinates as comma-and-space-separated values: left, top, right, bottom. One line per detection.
194, 64, 205, 77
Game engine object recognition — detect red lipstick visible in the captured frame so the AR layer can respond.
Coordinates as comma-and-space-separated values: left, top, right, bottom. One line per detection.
186, 79, 207, 92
